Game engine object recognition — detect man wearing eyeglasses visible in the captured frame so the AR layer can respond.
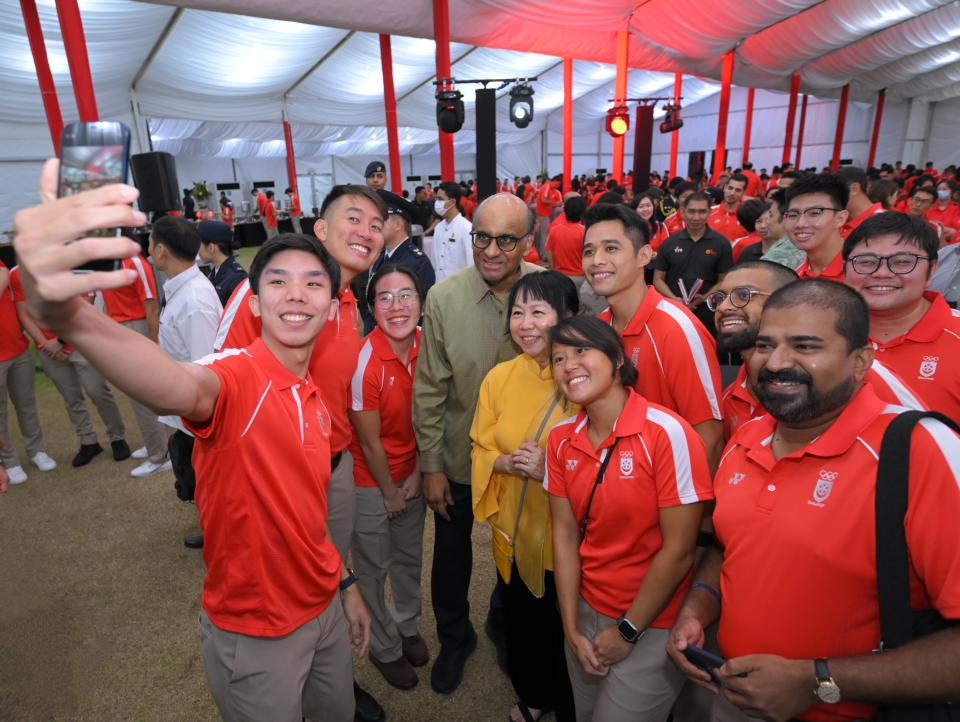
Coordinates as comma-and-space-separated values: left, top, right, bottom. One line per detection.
783, 174, 850, 282
843, 212, 960, 424
413, 192, 542, 694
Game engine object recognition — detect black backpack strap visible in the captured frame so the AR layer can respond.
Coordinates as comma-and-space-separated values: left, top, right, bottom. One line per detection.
876, 410, 960, 651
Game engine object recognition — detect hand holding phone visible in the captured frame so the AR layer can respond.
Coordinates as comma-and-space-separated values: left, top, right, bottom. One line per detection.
682, 644, 749, 682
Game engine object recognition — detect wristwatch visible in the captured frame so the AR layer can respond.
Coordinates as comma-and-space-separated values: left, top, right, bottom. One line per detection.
339, 568, 358, 591
616, 615, 645, 644
814, 659, 841, 704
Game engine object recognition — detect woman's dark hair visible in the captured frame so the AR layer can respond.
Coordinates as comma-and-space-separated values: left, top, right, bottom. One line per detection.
365, 263, 424, 308
548, 315, 638, 389
505, 271, 579, 333
249, 233, 340, 295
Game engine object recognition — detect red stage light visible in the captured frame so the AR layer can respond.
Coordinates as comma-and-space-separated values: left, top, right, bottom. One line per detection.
606, 105, 629, 138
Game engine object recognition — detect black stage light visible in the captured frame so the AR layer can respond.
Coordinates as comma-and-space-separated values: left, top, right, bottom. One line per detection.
606, 104, 630, 138
659, 103, 684, 134
509, 83, 535, 128
436, 88, 465, 133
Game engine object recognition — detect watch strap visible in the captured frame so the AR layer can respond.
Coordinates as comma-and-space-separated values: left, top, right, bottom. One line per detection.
339, 569, 358, 591
814, 658, 830, 682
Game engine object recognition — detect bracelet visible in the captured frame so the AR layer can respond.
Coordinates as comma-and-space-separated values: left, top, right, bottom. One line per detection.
692, 582, 721, 604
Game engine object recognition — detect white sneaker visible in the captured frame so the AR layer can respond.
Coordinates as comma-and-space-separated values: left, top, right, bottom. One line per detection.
130, 459, 172, 478
6, 466, 27, 484
131, 446, 148, 459
30, 452, 57, 471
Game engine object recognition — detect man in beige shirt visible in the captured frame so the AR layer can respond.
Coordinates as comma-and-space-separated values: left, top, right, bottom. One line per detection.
413, 193, 542, 695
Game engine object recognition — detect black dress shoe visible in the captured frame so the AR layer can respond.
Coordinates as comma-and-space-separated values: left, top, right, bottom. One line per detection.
353, 681, 385, 722
183, 533, 204, 549
430, 627, 477, 694
72, 443, 103, 468
111, 439, 132, 461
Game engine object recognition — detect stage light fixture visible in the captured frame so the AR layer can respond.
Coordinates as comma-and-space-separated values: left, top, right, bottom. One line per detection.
659, 103, 684, 134
606, 104, 630, 138
509, 83, 535, 128
436, 87, 465, 133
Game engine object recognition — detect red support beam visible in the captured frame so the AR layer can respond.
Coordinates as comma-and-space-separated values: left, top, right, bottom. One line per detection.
562, 58, 573, 194
781, 71, 801, 166
20, 0, 63, 153
712, 51, 734, 183
742, 87, 755, 166
867, 88, 887, 169
795, 94, 808, 168
611, 29, 629, 185
282, 120, 298, 199
433, 0, 455, 181
54, 0, 99, 121
379, 34, 403, 194
831, 83, 850, 171
669, 72, 682, 179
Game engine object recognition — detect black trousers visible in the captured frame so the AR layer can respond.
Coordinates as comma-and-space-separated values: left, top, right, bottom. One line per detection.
502, 567, 575, 721
168, 429, 196, 502
431, 480, 475, 649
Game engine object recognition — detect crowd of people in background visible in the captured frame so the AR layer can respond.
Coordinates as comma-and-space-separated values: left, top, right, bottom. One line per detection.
4, 150, 960, 722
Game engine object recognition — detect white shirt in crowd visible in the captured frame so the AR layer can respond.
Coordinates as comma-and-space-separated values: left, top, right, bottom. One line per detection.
431, 212, 473, 282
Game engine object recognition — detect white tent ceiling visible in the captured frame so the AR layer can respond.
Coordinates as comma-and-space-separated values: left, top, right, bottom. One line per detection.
2, 0, 960, 161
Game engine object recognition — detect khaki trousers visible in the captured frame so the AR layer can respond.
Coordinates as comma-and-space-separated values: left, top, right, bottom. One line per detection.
353, 486, 425, 661
0, 350, 44, 468
39, 350, 126, 445
326, 449, 356, 561
120, 319, 169, 463
709, 693, 765, 722
263, 221, 279, 240
565, 597, 684, 722
200, 600, 354, 722
290, 216, 303, 234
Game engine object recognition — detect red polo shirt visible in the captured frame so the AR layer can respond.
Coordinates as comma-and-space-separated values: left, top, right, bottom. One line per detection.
795, 251, 844, 282
742, 170, 763, 198
545, 390, 713, 622
8, 266, 74, 354
0, 262, 27, 361
926, 202, 960, 231
256, 191, 269, 216
599, 288, 723, 426
263, 201, 278, 230
214, 279, 362, 454
289, 192, 301, 218
349, 327, 420, 487
546, 219, 585, 276
536, 184, 561, 218
871, 292, 960, 424
839, 202, 885, 239
664, 212, 685, 236
101, 255, 157, 323
185, 339, 341, 637
707, 205, 745, 242
730, 232, 761, 263
714, 384, 960, 722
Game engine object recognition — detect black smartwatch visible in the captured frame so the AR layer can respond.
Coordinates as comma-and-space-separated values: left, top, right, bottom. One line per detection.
616, 615, 644, 644
339, 568, 358, 591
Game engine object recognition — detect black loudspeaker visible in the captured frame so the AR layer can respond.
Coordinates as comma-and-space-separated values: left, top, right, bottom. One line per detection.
687, 151, 706, 183
631, 104, 655, 195
475, 88, 497, 202
130, 151, 180, 212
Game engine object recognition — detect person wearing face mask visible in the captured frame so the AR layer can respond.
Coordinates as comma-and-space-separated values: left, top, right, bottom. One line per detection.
926, 179, 960, 243
471, 271, 580, 722
430, 181, 474, 283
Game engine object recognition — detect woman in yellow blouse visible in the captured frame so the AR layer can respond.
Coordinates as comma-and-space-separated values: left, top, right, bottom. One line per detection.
471, 271, 579, 722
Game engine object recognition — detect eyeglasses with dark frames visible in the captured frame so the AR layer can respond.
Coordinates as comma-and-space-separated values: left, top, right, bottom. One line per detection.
705, 286, 770, 312
470, 231, 528, 251
846, 253, 934, 275
781, 207, 843, 223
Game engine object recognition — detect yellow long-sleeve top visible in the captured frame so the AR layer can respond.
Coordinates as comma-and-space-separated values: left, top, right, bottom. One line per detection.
470, 353, 578, 598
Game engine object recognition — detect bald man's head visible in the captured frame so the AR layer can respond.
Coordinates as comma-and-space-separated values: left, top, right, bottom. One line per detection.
471, 192, 533, 292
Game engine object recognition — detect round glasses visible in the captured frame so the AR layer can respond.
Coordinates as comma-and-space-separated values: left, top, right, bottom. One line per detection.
705, 286, 770, 312
846, 253, 934, 275
470, 231, 527, 252
373, 290, 418, 309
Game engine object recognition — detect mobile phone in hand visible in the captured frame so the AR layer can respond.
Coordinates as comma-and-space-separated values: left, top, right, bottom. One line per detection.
57, 121, 132, 273
682, 644, 747, 681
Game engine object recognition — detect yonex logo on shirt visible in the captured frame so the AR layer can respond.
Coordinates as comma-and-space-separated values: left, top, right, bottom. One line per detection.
727, 472, 746, 485
808, 470, 838, 508
566, 459, 578, 471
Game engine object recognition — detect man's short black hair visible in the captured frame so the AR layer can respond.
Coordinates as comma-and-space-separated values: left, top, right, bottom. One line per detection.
674, 181, 697, 197
596, 191, 624, 205
437, 181, 462, 205
727, 173, 748, 188
785, 173, 849, 210
549, 315, 638, 389
504, 270, 579, 333
736, 198, 766, 234
583, 202, 651, 251
835, 166, 868, 194
319, 184, 388, 219
767, 188, 788, 216
727, 259, 799, 289
151, 216, 201, 262
842, 211, 939, 263
249, 233, 341, 296
682, 191, 711, 209
909, 183, 936, 200
764, 279, 869, 353
564, 195, 587, 223
867, 179, 899, 208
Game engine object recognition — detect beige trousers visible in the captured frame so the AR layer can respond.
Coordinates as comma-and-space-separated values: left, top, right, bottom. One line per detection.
0, 350, 44, 468
353, 486, 425, 661
326, 449, 356, 561
39, 350, 126, 445
120, 319, 169, 463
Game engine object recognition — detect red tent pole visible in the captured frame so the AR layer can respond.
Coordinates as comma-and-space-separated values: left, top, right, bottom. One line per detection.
781, 71, 800, 166
794, 94, 808, 168
712, 51, 734, 183
867, 89, 886, 169
283, 120, 298, 198
830, 83, 850, 171
669, 72, 682, 179
742, 87, 755, 165
433, 0, 455, 181
54, 0, 99, 121
379, 34, 403, 194
612, 29, 629, 185
562, 58, 573, 194
20, 0, 63, 153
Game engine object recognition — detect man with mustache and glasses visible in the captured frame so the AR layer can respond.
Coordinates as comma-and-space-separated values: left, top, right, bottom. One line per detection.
668, 279, 960, 722
709, 262, 925, 442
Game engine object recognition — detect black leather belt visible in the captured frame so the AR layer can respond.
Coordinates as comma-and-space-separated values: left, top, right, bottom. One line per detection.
331, 451, 343, 472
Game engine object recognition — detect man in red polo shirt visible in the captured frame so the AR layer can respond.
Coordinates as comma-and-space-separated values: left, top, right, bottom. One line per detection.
844, 212, 960, 424
668, 279, 960, 722
582, 202, 725, 472
740, 162, 763, 198
836, 166, 885, 239
784, 174, 850, 282
13, 173, 371, 721
535, 174, 562, 254
286, 186, 302, 234
665, 182, 696, 235
545, 195, 587, 285
263, 190, 279, 240
708, 174, 748, 242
